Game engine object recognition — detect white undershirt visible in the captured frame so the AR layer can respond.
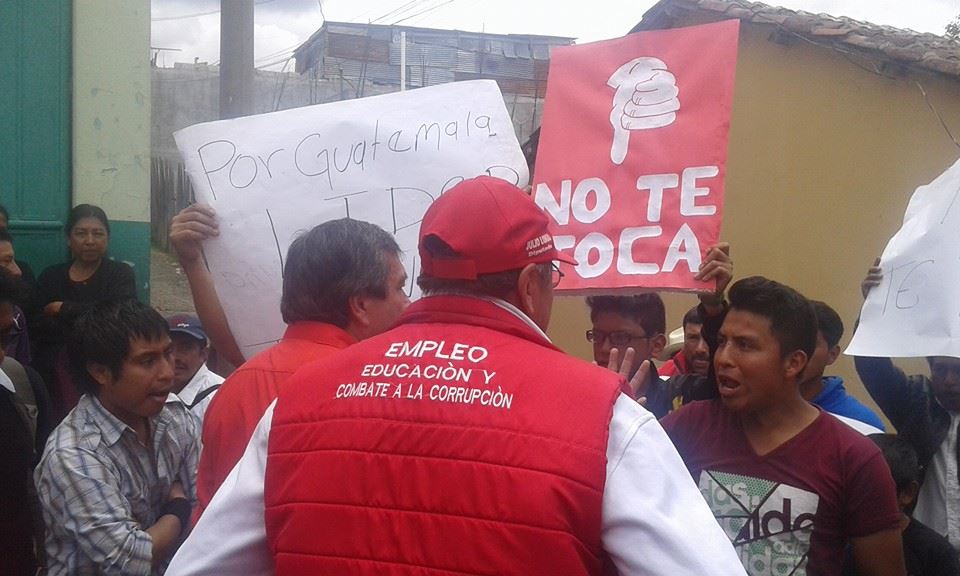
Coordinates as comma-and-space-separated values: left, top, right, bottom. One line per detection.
166, 394, 746, 576
166, 363, 225, 424
831, 413, 883, 436
914, 410, 960, 549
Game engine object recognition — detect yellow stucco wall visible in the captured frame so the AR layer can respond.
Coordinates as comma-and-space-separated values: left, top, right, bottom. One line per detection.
547, 19, 960, 415
72, 0, 151, 222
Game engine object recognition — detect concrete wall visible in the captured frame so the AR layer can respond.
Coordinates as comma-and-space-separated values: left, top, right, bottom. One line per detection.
152, 63, 544, 160
545, 18, 960, 414
151, 64, 354, 159
73, 0, 152, 300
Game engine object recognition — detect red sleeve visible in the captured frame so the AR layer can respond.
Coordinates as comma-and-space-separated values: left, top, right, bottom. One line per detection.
843, 445, 903, 538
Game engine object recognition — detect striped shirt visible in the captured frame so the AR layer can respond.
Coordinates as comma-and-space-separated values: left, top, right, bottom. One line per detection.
35, 394, 200, 575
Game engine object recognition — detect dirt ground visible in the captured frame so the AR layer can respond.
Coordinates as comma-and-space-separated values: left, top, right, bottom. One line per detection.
149, 247, 196, 316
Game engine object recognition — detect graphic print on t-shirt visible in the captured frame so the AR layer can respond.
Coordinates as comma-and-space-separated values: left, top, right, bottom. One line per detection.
699, 470, 820, 576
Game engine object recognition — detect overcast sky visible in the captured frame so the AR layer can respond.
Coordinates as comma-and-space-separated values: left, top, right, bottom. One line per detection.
151, 0, 959, 69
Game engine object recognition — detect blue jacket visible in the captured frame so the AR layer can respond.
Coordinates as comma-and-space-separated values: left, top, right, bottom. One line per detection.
812, 376, 886, 431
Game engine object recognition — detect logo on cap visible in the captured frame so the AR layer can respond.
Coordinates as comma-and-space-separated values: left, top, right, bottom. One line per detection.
525, 234, 555, 257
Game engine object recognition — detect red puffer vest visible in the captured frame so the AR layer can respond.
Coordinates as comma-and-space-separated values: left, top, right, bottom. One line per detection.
265, 295, 626, 575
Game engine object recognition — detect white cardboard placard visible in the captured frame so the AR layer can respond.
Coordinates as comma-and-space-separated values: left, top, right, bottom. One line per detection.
175, 80, 527, 358
847, 157, 960, 358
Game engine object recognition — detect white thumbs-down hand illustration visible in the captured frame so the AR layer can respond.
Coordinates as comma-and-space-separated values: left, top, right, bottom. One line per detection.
607, 57, 680, 165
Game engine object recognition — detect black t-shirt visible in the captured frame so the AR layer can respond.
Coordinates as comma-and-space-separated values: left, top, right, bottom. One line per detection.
903, 519, 960, 576
844, 518, 960, 576
36, 258, 137, 344
0, 388, 39, 575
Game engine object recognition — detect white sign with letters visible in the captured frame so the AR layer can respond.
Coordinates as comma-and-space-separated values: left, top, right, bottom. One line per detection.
847, 157, 960, 358
175, 80, 527, 358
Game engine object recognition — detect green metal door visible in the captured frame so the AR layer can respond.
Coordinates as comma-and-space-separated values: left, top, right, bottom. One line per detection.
0, 0, 71, 273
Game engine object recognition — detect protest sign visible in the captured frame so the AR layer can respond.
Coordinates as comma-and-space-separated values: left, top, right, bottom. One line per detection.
533, 20, 739, 293
847, 158, 960, 358
175, 80, 527, 358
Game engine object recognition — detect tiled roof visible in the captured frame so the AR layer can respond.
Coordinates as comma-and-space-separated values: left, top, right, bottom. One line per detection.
632, 0, 960, 78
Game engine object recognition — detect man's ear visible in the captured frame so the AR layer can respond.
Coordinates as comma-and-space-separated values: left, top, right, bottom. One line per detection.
511, 264, 549, 318
650, 333, 667, 359
514, 264, 541, 317
783, 350, 808, 380
826, 344, 841, 366
899, 480, 920, 510
348, 293, 373, 330
86, 362, 113, 388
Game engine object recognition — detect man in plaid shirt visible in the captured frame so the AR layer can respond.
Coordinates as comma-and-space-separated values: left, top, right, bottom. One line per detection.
35, 299, 199, 575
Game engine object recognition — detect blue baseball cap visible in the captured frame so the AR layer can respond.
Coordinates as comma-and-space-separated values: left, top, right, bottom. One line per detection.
167, 314, 207, 343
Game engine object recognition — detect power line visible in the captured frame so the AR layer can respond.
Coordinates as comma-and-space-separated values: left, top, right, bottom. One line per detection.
152, 7, 220, 22
392, 0, 457, 26
151, 0, 275, 22
256, 53, 296, 70
255, 40, 303, 65
345, 0, 411, 25
371, 0, 427, 24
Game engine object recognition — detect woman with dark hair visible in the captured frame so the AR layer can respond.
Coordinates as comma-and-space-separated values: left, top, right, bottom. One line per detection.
0, 203, 10, 229
37, 204, 137, 420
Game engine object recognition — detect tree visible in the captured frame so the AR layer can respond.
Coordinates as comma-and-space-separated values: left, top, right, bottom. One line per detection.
947, 13, 960, 40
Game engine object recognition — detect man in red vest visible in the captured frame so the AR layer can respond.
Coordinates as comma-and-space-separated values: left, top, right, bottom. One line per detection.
194, 218, 410, 518
167, 176, 745, 576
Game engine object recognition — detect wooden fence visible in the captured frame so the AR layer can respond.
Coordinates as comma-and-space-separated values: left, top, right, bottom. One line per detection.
150, 156, 195, 251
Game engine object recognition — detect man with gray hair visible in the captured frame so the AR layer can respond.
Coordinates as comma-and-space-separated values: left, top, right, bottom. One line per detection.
193, 218, 410, 518
168, 176, 744, 576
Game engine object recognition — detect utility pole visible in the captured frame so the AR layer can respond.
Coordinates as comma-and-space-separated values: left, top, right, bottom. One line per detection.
220, 0, 255, 119
400, 31, 406, 92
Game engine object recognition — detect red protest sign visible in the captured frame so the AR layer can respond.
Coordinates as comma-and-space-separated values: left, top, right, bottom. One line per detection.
533, 20, 739, 293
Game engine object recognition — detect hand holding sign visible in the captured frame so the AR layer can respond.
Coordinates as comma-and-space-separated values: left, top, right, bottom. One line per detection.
847, 157, 960, 358
695, 242, 733, 294
860, 257, 882, 299
169, 204, 219, 264
607, 57, 680, 165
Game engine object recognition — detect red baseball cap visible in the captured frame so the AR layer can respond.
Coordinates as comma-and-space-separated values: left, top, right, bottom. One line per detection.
419, 176, 577, 280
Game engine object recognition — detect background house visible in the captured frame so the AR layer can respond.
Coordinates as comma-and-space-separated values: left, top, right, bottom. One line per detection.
149, 22, 574, 249
292, 21, 573, 141
546, 0, 960, 407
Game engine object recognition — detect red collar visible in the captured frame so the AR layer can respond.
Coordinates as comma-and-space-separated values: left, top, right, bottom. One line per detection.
673, 351, 690, 373
282, 322, 356, 348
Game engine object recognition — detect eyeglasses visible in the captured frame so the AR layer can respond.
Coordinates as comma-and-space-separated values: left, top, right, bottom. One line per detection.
550, 263, 564, 288
585, 329, 651, 347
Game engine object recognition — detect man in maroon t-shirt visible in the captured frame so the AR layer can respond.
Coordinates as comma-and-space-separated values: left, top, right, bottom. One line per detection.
660, 275, 904, 576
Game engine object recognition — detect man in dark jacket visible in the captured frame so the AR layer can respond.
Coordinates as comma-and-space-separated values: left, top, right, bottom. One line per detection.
856, 261, 960, 550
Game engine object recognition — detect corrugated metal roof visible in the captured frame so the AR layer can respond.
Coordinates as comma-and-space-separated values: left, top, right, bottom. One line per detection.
455, 50, 480, 73
423, 68, 456, 85
634, 0, 960, 78
389, 43, 459, 68
295, 21, 574, 92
